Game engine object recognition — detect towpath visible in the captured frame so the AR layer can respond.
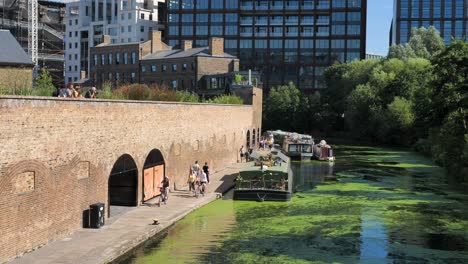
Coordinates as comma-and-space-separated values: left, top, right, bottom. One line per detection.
11, 162, 248, 264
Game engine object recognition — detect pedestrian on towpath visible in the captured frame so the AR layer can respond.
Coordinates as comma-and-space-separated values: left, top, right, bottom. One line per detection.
188, 168, 196, 192
239, 145, 246, 162
203, 162, 210, 184
193, 161, 200, 173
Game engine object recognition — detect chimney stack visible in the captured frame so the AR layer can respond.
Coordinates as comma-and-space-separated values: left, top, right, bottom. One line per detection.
149, 30, 163, 52
209, 37, 224, 56
181, 40, 193, 51
103, 35, 111, 45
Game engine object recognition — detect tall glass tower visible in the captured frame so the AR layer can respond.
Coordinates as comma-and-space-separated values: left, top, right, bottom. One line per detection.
166, 0, 367, 90
391, 0, 468, 45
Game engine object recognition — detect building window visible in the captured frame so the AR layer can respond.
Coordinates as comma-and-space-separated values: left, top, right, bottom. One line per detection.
69, 66, 72, 71
101, 54, 105, 65
182, 64, 187, 71
128, 13, 132, 19
141, 65, 146, 72
131, 52, 136, 64
131, 72, 136, 82
141, 13, 145, 19
116, 53, 120, 64
124, 52, 128, 64
191, 62, 196, 70
172, 64, 177, 72
75, 65, 78, 71
140, 26, 145, 32
128, 25, 132, 32
162, 64, 167, 72
172, 80, 177, 90
93, 54, 98, 65
108, 53, 113, 64
151, 65, 157, 72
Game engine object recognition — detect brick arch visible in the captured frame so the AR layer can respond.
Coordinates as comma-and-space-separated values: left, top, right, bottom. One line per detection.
2, 159, 51, 193
108, 154, 138, 211
0, 160, 54, 258
142, 148, 166, 202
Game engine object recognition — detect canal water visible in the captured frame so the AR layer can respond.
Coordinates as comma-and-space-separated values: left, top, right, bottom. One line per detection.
121, 145, 468, 263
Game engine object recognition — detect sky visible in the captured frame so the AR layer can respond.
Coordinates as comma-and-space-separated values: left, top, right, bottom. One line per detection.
366, 0, 395, 56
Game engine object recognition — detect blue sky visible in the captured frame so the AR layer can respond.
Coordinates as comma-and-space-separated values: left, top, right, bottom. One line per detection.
366, 0, 394, 55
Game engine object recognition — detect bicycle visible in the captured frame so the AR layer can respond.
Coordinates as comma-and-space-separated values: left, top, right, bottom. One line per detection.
194, 181, 200, 198
158, 186, 168, 207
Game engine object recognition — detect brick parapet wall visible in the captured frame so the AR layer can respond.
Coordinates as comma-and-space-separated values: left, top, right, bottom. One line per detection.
0, 92, 262, 262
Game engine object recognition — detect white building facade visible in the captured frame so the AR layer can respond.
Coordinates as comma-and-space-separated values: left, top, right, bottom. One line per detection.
65, 0, 165, 84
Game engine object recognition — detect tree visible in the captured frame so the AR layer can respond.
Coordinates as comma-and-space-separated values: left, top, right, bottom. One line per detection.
33, 68, 55, 96
428, 40, 468, 178
263, 82, 301, 131
388, 26, 444, 60
388, 43, 416, 60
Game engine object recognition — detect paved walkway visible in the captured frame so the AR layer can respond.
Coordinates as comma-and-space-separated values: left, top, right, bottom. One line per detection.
12, 162, 248, 264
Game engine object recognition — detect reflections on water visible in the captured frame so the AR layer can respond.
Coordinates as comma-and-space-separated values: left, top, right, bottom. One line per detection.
122, 145, 468, 264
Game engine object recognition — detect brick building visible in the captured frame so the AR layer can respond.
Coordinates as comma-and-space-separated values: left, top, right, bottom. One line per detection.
90, 31, 239, 91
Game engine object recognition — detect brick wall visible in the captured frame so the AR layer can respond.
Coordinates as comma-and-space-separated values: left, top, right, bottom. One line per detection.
0, 90, 262, 262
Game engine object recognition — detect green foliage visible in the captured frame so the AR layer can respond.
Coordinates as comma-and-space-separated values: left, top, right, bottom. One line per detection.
95, 83, 239, 104
234, 74, 243, 84
387, 97, 415, 130
204, 95, 243, 105
96, 81, 114, 99
263, 82, 302, 131
426, 40, 468, 179
323, 35, 467, 181
388, 26, 444, 60
32, 68, 56, 96
388, 43, 416, 60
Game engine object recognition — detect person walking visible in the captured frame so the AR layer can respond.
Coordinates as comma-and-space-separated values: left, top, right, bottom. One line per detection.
203, 162, 210, 184
197, 169, 208, 195
239, 145, 246, 162
193, 161, 200, 173
187, 167, 196, 193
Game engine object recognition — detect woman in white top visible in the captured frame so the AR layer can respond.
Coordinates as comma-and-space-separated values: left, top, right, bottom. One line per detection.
197, 170, 208, 194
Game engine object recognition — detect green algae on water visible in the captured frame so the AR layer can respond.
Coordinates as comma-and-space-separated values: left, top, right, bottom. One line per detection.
125, 145, 468, 264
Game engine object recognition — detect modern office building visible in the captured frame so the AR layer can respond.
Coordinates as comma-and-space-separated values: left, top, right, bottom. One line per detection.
165, 0, 367, 90
391, 0, 468, 45
65, 0, 166, 84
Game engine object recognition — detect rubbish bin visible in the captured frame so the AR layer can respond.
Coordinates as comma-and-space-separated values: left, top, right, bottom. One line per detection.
90, 203, 105, 228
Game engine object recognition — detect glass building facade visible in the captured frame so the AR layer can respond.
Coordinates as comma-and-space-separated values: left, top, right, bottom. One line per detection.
391, 0, 468, 45
166, 0, 367, 90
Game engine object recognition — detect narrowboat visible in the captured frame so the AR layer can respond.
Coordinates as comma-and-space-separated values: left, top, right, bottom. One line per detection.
282, 133, 314, 161
233, 151, 293, 202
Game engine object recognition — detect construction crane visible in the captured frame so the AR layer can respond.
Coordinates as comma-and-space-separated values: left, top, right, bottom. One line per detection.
27, 0, 38, 76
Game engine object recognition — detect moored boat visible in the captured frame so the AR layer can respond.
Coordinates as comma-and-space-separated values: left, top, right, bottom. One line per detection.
233, 151, 293, 202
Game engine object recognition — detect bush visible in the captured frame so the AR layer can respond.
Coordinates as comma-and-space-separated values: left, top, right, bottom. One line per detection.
32, 68, 55, 96
204, 94, 243, 105
97, 82, 114, 99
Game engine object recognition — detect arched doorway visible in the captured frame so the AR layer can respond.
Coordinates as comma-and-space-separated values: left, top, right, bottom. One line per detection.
109, 154, 138, 210
252, 129, 256, 148
246, 130, 251, 149
143, 149, 165, 202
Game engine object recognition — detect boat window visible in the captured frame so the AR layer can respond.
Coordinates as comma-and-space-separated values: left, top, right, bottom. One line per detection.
288, 144, 299, 152
302, 145, 312, 153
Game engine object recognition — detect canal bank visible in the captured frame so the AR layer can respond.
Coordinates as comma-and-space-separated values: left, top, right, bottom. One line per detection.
10, 162, 249, 264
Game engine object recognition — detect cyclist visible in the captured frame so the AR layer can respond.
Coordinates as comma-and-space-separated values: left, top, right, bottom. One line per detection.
197, 169, 208, 195
161, 175, 170, 201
